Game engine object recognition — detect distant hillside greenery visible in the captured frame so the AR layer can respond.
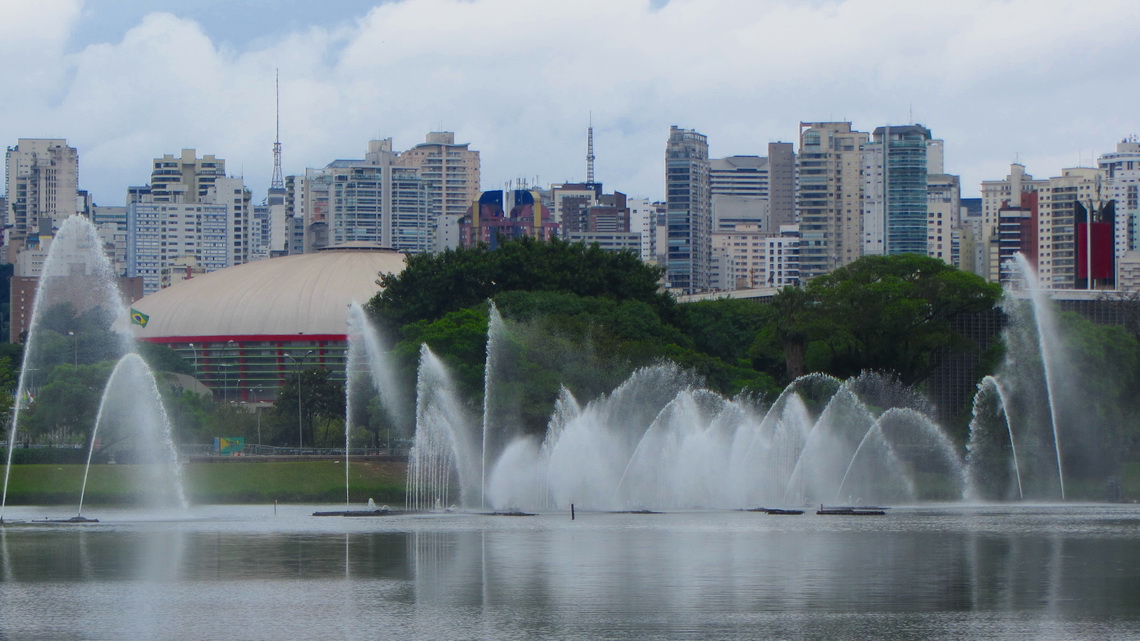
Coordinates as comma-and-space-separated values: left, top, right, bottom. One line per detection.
367, 239, 1005, 437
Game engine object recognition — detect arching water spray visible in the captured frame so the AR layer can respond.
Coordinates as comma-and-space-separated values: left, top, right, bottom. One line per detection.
1013, 253, 1066, 499
3, 216, 132, 519
78, 353, 187, 514
966, 376, 1023, 500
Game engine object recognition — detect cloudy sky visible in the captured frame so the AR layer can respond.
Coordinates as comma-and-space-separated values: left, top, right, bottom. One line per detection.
2, 0, 1137, 205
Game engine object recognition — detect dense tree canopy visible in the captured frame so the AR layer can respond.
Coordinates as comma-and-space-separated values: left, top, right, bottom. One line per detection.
753, 254, 1003, 387
368, 236, 672, 331
364, 245, 1007, 435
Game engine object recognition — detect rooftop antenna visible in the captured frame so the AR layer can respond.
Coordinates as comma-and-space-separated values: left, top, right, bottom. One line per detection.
271, 69, 284, 190
586, 112, 596, 184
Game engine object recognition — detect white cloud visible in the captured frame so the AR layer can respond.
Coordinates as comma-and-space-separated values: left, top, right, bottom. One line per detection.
1, 0, 1138, 205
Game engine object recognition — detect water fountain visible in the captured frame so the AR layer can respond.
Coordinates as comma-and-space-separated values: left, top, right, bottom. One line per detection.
396, 303, 969, 512
965, 253, 1100, 501
326, 301, 408, 515
1, 215, 185, 519
393, 263, 1120, 511
78, 353, 188, 513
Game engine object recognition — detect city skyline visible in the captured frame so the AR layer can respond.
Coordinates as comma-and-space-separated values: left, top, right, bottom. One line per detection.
2, 0, 1138, 205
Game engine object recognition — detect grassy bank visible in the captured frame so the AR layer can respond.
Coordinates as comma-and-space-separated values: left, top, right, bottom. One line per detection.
1, 460, 407, 506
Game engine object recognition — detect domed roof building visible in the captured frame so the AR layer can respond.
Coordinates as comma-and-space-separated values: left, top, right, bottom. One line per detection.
131, 246, 405, 402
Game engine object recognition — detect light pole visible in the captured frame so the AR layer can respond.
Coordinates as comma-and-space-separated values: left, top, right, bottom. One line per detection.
68, 331, 77, 368
254, 385, 264, 446
224, 340, 235, 402
286, 350, 314, 451
188, 343, 198, 379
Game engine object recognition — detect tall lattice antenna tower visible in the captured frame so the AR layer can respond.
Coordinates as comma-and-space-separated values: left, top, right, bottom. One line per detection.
271, 69, 284, 190
586, 112, 595, 184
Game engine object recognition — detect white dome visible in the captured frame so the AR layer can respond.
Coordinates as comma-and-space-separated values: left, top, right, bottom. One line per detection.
130, 248, 405, 339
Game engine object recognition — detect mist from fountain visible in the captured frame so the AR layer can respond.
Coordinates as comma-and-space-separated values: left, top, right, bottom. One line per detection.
450, 357, 966, 511
1013, 253, 1067, 499
78, 353, 188, 513
344, 301, 407, 509
392, 254, 1119, 511
405, 345, 481, 511
2, 215, 134, 519
965, 376, 1023, 501
963, 254, 1100, 501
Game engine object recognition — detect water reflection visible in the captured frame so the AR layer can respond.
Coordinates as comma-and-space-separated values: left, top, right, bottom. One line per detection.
0, 507, 1138, 640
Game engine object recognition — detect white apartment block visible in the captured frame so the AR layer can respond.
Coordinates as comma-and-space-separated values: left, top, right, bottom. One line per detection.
5, 138, 79, 252
1098, 137, 1140, 259
297, 139, 430, 254
627, 197, 663, 264
126, 150, 250, 294
765, 225, 801, 288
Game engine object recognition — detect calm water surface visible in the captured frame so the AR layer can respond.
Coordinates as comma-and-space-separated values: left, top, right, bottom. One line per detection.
1, 504, 1139, 640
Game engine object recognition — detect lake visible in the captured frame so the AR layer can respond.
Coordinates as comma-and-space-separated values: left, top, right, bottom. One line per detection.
2, 504, 1139, 640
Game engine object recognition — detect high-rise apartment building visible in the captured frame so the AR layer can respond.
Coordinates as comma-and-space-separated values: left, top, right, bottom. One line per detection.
1037, 167, 1108, 289
797, 122, 868, 279
125, 150, 250, 294
927, 173, 961, 264
298, 139, 430, 254
396, 132, 480, 251
980, 164, 1049, 281
711, 155, 769, 233
1098, 137, 1140, 259
627, 198, 664, 264
5, 138, 79, 253
767, 142, 797, 229
665, 126, 711, 293
862, 125, 935, 257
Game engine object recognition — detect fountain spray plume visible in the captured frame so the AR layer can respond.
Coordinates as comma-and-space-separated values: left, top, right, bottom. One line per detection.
2, 216, 134, 520
406, 345, 481, 511
78, 353, 188, 513
344, 301, 407, 509
1012, 253, 1066, 499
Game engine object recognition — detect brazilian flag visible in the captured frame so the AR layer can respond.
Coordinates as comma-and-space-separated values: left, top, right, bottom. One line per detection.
130, 308, 150, 328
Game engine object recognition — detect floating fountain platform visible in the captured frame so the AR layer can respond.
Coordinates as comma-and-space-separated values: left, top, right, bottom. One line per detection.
44, 515, 101, 523
746, 507, 805, 515
816, 505, 888, 516
485, 509, 536, 516
312, 508, 397, 517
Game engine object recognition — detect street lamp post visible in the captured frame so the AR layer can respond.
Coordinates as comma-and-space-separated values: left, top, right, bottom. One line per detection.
254, 385, 264, 446
224, 340, 235, 403
188, 343, 198, 379
286, 350, 314, 451
68, 331, 77, 368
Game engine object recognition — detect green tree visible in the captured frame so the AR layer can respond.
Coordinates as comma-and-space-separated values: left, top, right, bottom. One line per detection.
801, 254, 1001, 385
273, 367, 345, 449
18, 361, 115, 445
368, 236, 672, 331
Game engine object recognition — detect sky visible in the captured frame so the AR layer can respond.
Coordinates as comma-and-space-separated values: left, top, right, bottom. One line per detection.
2, 0, 1138, 206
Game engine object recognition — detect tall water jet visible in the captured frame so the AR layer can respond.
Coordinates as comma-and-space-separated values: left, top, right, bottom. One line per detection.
966, 376, 1023, 501
1012, 253, 1066, 499
344, 301, 406, 508
2, 215, 132, 519
406, 345, 480, 510
78, 353, 188, 513
481, 301, 510, 508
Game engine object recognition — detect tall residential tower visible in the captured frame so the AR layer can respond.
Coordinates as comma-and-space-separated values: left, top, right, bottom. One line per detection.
665, 126, 711, 293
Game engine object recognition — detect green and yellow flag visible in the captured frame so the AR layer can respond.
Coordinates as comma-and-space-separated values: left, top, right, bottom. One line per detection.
130, 308, 150, 328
